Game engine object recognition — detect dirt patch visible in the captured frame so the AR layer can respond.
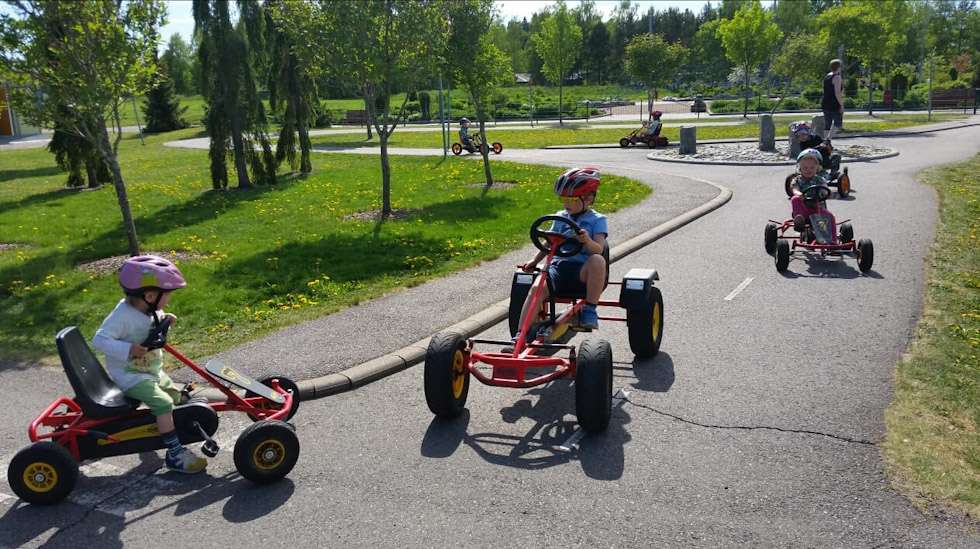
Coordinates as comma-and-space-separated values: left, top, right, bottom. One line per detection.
343, 208, 420, 222
465, 180, 518, 190
0, 243, 27, 251
76, 251, 205, 276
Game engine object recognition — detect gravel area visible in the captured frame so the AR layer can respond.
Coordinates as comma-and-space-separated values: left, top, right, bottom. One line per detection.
76, 250, 205, 275
648, 142, 896, 165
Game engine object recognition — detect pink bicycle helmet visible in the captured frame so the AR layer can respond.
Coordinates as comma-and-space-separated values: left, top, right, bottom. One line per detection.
119, 255, 187, 295
554, 167, 600, 197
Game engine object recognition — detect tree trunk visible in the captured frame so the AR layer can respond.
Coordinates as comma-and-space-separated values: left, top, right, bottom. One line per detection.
379, 130, 391, 218
299, 122, 312, 174
559, 82, 564, 126
84, 158, 99, 189
230, 116, 252, 188
743, 67, 749, 118
478, 118, 494, 192
364, 91, 373, 140
98, 125, 140, 256
867, 65, 874, 116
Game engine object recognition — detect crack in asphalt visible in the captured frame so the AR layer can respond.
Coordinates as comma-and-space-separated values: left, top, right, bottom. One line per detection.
43, 466, 162, 543
623, 397, 877, 446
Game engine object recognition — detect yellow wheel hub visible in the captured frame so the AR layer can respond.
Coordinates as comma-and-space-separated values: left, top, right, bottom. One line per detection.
23, 462, 58, 493
451, 350, 466, 399
253, 439, 287, 471
652, 302, 662, 341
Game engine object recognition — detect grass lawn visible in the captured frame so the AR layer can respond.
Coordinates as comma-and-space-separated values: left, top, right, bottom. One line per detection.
884, 153, 980, 517
0, 128, 649, 362
308, 114, 967, 150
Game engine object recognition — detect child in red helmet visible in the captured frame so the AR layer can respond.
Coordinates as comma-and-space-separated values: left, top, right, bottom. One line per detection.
92, 255, 207, 474
516, 167, 608, 332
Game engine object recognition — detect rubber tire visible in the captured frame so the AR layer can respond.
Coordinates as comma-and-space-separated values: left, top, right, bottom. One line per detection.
245, 375, 300, 422
575, 339, 613, 434
423, 331, 469, 418
491, 142, 503, 154
857, 238, 874, 272
451, 143, 462, 155
234, 420, 299, 483
839, 222, 854, 243
784, 173, 797, 197
508, 275, 533, 337
775, 239, 791, 272
764, 223, 778, 255
8, 441, 78, 505
837, 169, 850, 198
619, 138, 630, 148
647, 139, 657, 149
626, 286, 664, 359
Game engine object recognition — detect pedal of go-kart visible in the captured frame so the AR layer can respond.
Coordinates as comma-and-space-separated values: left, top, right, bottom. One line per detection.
204, 360, 285, 404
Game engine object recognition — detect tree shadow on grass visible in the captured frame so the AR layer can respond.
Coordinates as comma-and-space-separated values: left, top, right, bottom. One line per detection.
0, 165, 62, 184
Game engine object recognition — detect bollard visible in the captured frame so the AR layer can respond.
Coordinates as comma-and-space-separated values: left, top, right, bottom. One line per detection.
811, 114, 825, 139
679, 125, 697, 154
759, 114, 775, 151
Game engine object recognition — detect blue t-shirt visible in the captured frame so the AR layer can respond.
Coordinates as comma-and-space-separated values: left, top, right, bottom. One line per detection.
548, 209, 608, 265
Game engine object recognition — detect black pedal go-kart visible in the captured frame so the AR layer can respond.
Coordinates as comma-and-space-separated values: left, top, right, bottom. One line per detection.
7, 318, 300, 505
784, 139, 851, 198
423, 215, 663, 434
619, 128, 669, 149
452, 132, 503, 155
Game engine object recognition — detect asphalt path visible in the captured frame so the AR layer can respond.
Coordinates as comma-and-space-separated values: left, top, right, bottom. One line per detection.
2, 120, 979, 547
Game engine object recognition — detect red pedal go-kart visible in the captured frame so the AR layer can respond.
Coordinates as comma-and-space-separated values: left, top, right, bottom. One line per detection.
7, 318, 300, 505
619, 128, 669, 149
764, 185, 874, 273
452, 132, 503, 156
423, 215, 664, 434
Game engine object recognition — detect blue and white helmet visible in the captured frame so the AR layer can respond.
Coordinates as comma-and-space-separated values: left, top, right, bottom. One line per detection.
797, 148, 823, 163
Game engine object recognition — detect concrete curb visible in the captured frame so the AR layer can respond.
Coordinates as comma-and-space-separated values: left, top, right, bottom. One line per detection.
296, 176, 733, 401
647, 149, 900, 167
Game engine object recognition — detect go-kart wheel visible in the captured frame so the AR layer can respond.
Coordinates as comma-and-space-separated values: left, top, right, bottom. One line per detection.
857, 238, 874, 272
646, 139, 657, 149
575, 339, 613, 434
837, 169, 850, 198
451, 143, 462, 155
627, 286, 663, 359
529, 215, 584, 257
775, 239, 791, 272
508, 276, 533, 337
839, 222, 854, 243
491, 142, 503, 154
764, 223, 778, 255
575, 339, 612, 433
423, 331, 469, 418
784, 173, 797, 197
8, 442, 78, 505
245, 375, 300, 422
619, 138, 630, 148
234, 420, 299, 484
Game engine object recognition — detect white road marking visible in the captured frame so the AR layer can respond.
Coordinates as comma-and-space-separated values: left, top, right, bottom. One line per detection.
724, 277, 754, 301
559, 388, 631, 452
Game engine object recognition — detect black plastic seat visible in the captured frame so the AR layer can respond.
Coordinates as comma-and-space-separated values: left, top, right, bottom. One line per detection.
56, 327, 139, 418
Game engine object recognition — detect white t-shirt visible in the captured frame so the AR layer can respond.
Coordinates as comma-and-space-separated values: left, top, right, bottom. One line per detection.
92, 299, 166, 390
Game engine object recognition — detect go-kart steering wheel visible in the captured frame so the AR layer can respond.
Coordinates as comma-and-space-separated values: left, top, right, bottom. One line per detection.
142, 314, 173, 350
802, 185, 831, 202
530, 215, 584, 257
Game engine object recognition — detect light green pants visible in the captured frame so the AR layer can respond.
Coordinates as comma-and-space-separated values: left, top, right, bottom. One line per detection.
124, 372, 182, 416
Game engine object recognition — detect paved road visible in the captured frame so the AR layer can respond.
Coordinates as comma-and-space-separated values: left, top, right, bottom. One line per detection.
2, 121, 979, 547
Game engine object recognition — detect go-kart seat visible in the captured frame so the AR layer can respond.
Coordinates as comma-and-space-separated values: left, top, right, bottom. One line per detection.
551, 242, 611, 299
56, 326, 139, 418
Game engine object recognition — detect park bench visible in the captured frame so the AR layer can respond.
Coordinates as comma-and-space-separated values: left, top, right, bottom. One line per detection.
929, 88, 976, 110
343, 109, 369, 125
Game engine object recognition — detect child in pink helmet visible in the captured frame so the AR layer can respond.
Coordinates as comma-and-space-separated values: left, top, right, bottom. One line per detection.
92, 255, 207, 474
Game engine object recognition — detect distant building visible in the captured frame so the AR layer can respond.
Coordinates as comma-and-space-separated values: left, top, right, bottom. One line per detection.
515, 73, 532, 85
0, 84, 41, 138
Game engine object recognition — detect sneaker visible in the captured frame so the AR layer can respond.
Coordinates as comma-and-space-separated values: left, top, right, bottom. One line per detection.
165, 446, 207, 474
579, 305, 599, 331
793, 215, 806, 233
500, 336, 519, 354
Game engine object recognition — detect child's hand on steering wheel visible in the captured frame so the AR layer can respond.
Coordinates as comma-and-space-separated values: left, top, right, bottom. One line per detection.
130, 343, 148, 358
574, 229, 590, 243
163, 313, 177, 325
519, 262, 537, 273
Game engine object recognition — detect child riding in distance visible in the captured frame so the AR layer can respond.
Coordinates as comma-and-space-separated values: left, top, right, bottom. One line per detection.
458, 117, 474, 152
504, 167, 608, 352
790, 149, 838, 239
92, 255, 208, 474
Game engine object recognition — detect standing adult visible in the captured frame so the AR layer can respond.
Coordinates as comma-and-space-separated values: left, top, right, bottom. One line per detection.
821, 59, 845, 139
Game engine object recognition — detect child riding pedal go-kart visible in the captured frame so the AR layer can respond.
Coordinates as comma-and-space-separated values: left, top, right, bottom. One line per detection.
422, 167, 664, 434
7, 256, 301, 505
620, 110, 668, 148
453, 117, 503, 155
784, 121, 851, 198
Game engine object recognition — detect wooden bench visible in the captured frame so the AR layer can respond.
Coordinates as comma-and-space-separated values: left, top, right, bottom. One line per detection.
343, 109, 369, 125
930, 88, 976, 109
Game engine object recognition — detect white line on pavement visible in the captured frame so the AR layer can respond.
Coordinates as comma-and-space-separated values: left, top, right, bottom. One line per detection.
724, 277, 754, 301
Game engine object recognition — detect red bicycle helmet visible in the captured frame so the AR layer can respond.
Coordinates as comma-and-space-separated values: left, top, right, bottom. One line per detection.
651, 110, 663, 119
554, 167, 600, 197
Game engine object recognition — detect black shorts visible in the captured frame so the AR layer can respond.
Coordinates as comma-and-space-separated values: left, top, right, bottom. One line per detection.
823, 110, 843, 130
547, 261, 586, 296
